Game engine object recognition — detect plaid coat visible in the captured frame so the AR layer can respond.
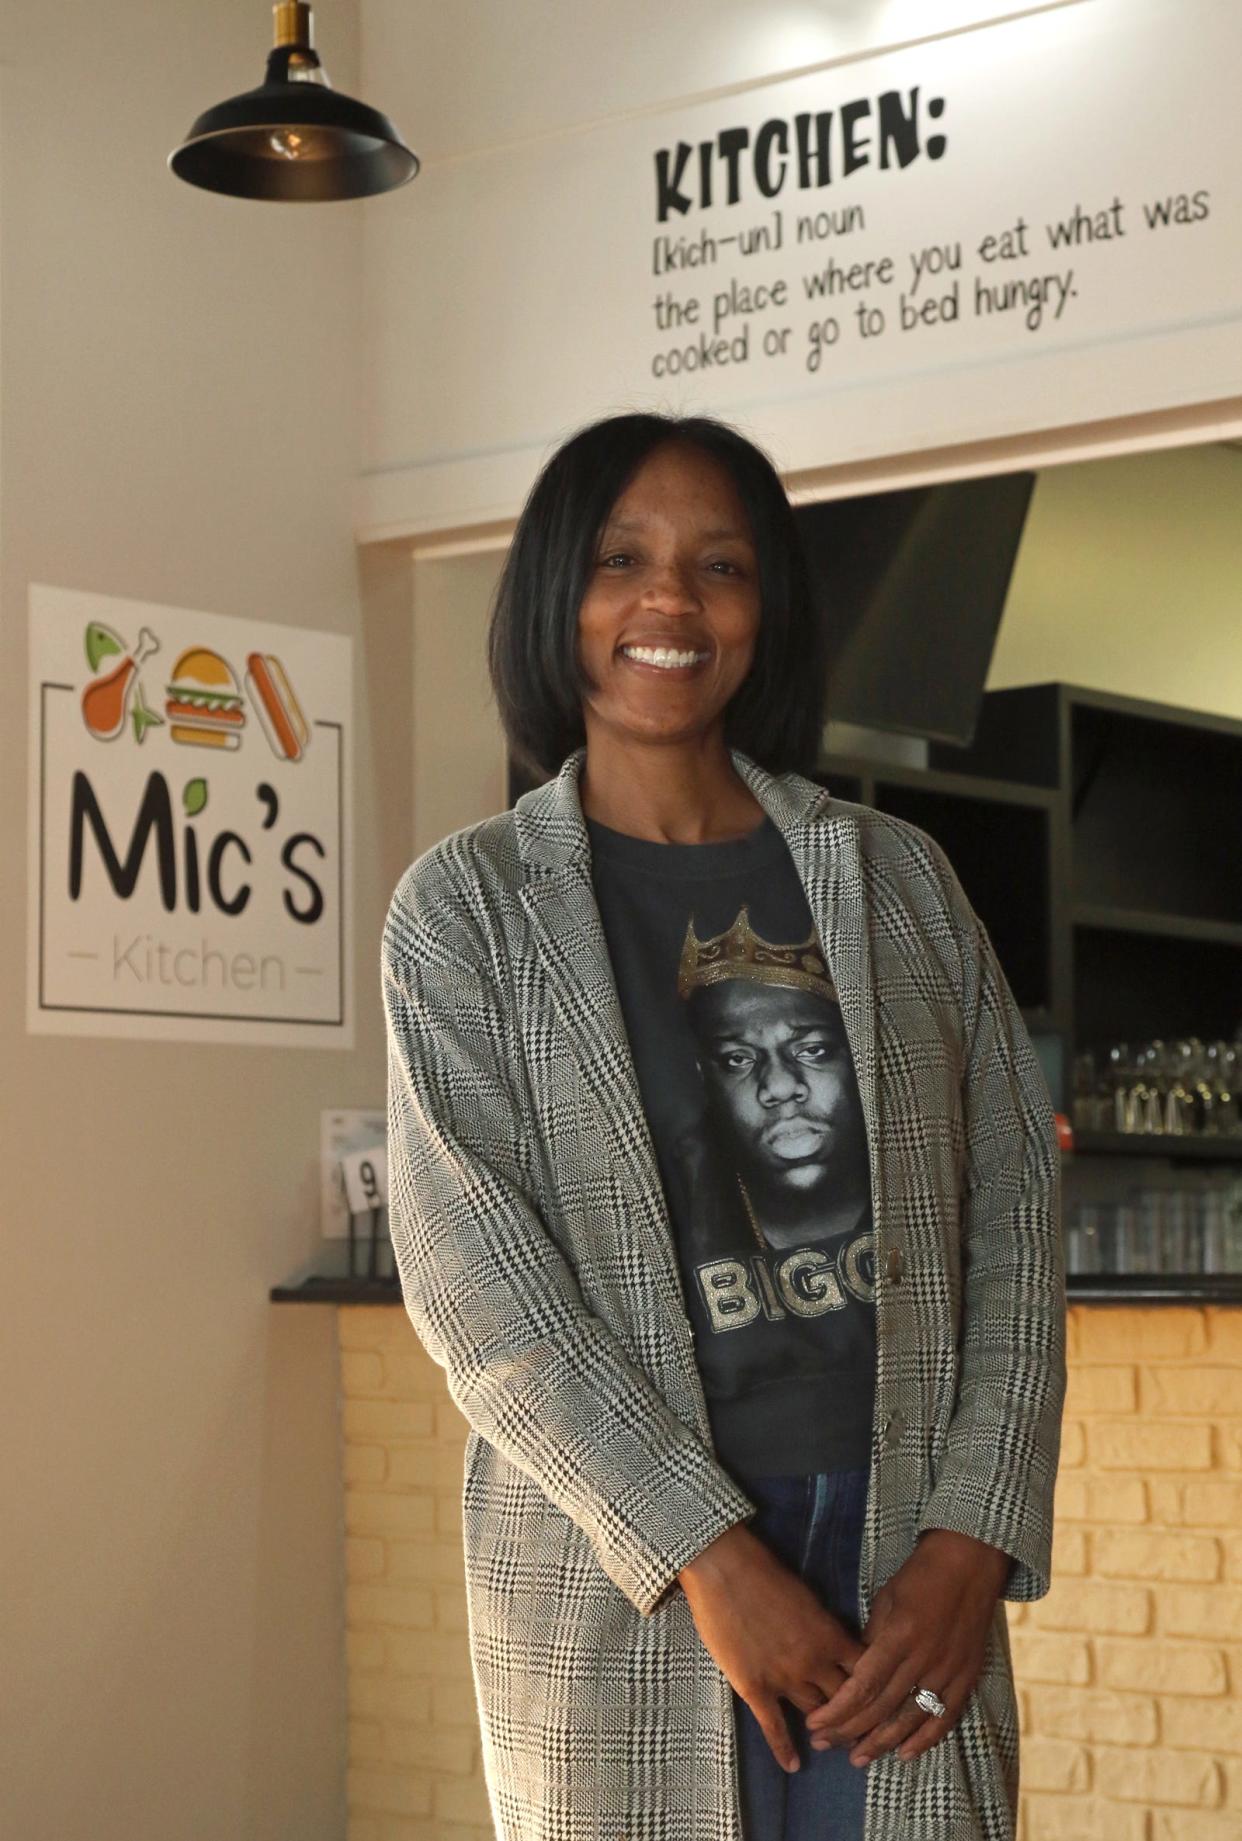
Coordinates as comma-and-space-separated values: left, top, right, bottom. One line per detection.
382, 742, 1066, 1841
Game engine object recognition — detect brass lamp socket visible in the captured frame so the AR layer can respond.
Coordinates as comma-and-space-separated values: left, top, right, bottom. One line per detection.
273, 2, 314, 50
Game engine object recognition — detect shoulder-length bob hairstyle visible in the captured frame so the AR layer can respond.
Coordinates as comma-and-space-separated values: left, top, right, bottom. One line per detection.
487, 411, 829, 784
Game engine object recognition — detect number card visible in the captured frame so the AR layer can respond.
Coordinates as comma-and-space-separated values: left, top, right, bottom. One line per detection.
340, 1144, 389, 1218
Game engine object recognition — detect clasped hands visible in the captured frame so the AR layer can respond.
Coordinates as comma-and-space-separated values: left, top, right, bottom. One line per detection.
679, 1521, 1011, 1774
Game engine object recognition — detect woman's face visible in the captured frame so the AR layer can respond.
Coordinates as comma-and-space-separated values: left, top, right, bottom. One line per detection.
576, 441, 762, 748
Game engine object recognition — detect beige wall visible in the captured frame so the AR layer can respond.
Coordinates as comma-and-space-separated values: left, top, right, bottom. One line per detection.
411, 553, 507, 857
0, 4, 411, 1837
995, 443, 1242, 721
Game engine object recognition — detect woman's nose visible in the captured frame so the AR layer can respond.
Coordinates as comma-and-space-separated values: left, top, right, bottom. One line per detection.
641, 561, 703, 610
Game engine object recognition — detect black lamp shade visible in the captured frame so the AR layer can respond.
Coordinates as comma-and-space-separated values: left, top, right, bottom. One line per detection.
169, 48, 419, 201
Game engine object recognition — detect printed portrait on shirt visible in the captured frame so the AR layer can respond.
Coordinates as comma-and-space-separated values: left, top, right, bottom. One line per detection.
666, 902, 876, 1315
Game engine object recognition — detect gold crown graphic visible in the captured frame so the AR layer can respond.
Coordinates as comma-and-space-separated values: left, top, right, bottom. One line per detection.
677, 903, 838, 1004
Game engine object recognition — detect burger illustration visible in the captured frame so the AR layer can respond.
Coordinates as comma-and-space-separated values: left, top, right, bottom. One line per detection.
165, 648, 247, 750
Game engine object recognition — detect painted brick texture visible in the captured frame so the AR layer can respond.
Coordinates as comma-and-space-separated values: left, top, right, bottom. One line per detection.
1011, 1305, 1242, 1841
339, 1302, 1242, 1841
340, 1306, 494, 1841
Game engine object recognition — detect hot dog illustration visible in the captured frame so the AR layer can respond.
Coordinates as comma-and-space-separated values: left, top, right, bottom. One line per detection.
245, 652, 309, 762
166, 648, 246, 749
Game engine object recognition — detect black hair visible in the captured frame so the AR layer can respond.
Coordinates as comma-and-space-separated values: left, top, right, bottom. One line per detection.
486, 410, 829, 783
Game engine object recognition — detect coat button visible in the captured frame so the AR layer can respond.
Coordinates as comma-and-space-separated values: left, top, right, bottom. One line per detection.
882, 1409, 907, 1448
884, 1247, 905, 1284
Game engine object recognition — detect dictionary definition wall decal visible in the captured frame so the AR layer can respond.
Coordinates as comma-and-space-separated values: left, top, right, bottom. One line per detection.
27, 583, 353, 1047
357, 0, 1242, 536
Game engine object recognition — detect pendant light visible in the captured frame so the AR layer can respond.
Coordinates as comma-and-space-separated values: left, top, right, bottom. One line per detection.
169, 1, 419, 202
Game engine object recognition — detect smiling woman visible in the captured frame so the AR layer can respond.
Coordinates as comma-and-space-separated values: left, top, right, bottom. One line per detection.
487, 411, 829, 808
385, 408, 1065, 1841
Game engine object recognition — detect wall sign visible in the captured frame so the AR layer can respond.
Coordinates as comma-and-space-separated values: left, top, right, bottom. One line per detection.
28, 584, 353, 1046
360, 0, 1242, 534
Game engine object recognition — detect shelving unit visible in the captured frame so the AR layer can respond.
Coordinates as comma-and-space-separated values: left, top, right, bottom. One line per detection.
1073, 1130, 1242, 1164
810, 752, 1059, 1023
507, 687, 1242, 1295
918, 682, 1242, 1094
911, 682, 1242, 1297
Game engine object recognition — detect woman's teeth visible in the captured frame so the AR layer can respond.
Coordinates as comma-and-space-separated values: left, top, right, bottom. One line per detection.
620, 645, 709, 669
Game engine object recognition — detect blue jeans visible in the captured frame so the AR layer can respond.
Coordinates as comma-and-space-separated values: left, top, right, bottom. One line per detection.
730, 1467, 871, 1841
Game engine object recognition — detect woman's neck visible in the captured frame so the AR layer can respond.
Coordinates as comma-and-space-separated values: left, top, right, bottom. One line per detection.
577, 730, 765, 844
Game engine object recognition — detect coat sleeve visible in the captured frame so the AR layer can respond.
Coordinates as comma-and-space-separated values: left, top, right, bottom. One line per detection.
912, 836, 1067, 1602
382, 853, 758, 1619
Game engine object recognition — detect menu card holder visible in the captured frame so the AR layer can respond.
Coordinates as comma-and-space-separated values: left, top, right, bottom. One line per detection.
339, 1144, 394, 1283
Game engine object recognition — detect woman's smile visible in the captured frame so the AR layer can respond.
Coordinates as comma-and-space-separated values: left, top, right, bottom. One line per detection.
617, 641, 713, 675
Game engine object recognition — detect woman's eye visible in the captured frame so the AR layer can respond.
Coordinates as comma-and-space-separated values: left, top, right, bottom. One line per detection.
596, 553, 745, 576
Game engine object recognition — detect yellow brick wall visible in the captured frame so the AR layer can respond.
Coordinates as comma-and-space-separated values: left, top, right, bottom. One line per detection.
339, 1306, 493, 1841
339, 1303, 1242, 1841
1010, 1304, 1242, 1841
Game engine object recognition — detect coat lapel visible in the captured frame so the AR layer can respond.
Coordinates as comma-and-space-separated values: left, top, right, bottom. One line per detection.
514, 745, 887, 1319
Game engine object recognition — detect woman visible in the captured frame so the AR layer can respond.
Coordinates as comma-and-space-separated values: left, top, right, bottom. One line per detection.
382, 411, 1066, 1841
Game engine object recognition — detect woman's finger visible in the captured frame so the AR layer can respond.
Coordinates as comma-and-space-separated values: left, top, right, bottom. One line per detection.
843, 1693, 934, 1765
806, 1678, 924, 1756
748, 1691, 801, 1774
787, 1670, 848, 1716
895, 1669, 976, 1762
805, 1643, 926, 1745
802, 1592, 904, 1736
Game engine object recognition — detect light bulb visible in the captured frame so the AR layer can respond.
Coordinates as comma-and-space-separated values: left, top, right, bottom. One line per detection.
270, 129, 307, 159
266, 126, 333, 162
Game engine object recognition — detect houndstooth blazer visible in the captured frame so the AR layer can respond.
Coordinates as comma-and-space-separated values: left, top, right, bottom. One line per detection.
382, 741, 1067, 1841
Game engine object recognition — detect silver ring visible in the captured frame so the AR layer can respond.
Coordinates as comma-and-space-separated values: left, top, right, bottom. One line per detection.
911, 1685, 947, 1719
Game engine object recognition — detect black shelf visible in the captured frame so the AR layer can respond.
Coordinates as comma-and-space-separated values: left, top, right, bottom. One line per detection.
1071, 1130, 1242, 1164
1069, 699, 1242, 928
814, 752, 1054, 811
272, 1271, 1242, 1308
917, 680, 1242, 1070
812, 752, 1057, 1018
1066, 1274, 1242, 1305
1073, 904, 1242, 949
271, 1276, 402, 1305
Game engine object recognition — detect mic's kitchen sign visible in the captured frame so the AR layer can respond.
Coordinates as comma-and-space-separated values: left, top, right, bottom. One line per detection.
28, 584, 353, 1047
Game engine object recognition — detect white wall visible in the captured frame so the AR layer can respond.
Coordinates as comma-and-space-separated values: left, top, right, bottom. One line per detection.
361, 0, 1050, 160
0, 6, 412, 1837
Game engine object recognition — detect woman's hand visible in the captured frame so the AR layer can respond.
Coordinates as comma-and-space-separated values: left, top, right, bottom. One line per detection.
678, 1522, 866, 1774
803, 1529, 1011, 1766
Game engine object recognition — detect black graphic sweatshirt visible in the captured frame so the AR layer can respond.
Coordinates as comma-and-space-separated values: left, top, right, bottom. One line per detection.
585, 808, 877, 1479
